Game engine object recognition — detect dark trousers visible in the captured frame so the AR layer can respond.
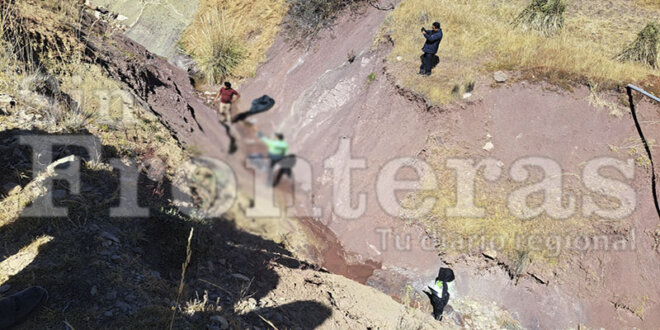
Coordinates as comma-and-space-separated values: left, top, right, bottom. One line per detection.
424, 281, 450, 321
268, 154, 294, 187
273, 167, 292, 187
420, 52, 436, 74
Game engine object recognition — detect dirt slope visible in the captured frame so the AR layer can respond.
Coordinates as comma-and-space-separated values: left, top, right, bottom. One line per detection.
76, 11, 233, 157
229, 3, 660, 329
72, 0, 660, 328
88, 0, 200, 58
0, 2, 454, 329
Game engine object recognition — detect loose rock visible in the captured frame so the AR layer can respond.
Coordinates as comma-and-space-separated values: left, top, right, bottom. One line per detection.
483, 249, 497, 260
494, 71, 507, 83
100, 231, 121, 244
0, 94, 16, 115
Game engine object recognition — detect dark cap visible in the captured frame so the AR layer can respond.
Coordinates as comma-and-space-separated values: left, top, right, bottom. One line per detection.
433, 22, 441, 29
436, 267, 455, 282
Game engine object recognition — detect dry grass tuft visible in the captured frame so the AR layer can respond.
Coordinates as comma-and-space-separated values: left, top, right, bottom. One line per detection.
0, 0, 83, 66
180, 8, 247, 84
636, 0, 660, 9
180, 0, 288, 84
381, 0, 660, 104
617, 22, 660, 68
513, 0, 566, 37
170, 228, 195, 329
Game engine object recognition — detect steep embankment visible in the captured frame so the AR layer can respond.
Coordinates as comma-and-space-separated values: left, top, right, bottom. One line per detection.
76, 11, 233, 157
88, 0, 200, 59
230, 3, 660, 330
0, 1, 471, 328
80, 0, 660, 328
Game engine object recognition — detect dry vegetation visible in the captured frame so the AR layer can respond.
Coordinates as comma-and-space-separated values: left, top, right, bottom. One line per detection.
617, 22, 660, 69
513, 0, 566, 37
404, 146, 597, 277
179, 0, 373, 84
636, 0, 660, 9
0, 2, 192, 326
380, 0, 660, 104
180, 0, 288, 84
0, 1, 461, 328
0, 2, 188, 242
282, 0, 371, 43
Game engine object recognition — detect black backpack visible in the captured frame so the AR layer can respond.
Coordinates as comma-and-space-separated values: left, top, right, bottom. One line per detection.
232, 95, 276, 123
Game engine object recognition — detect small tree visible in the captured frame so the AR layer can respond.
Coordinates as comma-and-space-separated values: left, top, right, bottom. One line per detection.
617, 22, 660, 69
513, 0, 566, 37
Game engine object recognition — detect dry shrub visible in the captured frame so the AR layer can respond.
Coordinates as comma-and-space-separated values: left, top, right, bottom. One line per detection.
180, 0, 288, 84
513, 0, 566, 37
0, 0, 83, 66
180, 9, 246, 84
617, 22, 660, 68
283, 0, 370, 43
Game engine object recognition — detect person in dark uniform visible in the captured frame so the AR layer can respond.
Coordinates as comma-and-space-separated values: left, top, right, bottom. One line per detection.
423, 267, 454, 321
419, 22, 443, 76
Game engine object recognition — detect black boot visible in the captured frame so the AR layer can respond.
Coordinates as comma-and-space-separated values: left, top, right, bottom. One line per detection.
0, 286, 48, 328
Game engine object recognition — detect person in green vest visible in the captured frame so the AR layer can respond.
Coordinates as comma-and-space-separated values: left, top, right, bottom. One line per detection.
423, 267, 454, 321
258, 132, 292, 186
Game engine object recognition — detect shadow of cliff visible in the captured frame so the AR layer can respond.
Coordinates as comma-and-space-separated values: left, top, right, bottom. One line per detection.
0, 128, 331, 329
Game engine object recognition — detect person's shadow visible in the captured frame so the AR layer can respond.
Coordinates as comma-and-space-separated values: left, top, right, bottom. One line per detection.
0, 128, 331, 329
419, 54, 440, 71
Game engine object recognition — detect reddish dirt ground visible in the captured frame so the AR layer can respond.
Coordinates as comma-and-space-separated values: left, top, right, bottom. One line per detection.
179, 4, 660, 329
223, 6, 660, 329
